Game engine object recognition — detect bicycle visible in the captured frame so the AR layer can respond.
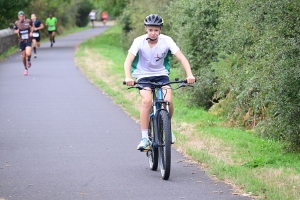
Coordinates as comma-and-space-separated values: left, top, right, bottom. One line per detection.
124, 78, 194, 180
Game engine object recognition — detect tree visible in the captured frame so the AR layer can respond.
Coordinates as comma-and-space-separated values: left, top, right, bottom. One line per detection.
0, 0, 32, 29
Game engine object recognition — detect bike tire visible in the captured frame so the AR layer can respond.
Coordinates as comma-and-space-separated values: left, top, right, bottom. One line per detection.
148, 115, 158, 170
158, 110, 171, 180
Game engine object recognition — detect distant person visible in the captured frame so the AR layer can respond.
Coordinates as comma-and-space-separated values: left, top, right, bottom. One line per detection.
45, 13, 57, 47
31, 13, 44, 58
14, 11, 33, 76
89, 10, 96, 28
101, 11, 108, 26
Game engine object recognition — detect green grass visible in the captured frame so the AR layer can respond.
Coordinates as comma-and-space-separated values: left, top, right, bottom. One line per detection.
0, 46, 18, 61
57, 26, 90, 37
75, 25, 300, 200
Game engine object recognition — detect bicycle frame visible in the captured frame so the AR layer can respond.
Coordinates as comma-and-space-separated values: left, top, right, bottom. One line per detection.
123, 78, 190, 148
123, 78, 194, 180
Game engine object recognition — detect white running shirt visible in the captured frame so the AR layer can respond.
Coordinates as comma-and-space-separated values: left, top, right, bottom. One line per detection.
89, 12, 96, 20
128, 34, 180, 79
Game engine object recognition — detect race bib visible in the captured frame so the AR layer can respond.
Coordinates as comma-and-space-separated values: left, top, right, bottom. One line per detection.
33, 32, 39, 37
21, 34, 29, 39
49, 26, 54, 29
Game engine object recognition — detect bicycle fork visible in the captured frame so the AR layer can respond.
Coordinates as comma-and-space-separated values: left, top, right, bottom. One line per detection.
153, 88, 170, 148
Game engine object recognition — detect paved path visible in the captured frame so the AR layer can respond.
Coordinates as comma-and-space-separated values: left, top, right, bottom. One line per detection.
0, 25, 249, 200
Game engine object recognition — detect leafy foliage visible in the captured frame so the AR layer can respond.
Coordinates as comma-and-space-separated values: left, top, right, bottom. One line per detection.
213, 0, 300, 150
89, 0, 129, 18
164, 0, 220, 108
0, 0, 32, 29
76, 1, 94, 27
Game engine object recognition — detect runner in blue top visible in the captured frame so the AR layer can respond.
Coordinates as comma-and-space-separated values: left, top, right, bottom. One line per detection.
124, 14, 195, 150
31, 13, 44, 58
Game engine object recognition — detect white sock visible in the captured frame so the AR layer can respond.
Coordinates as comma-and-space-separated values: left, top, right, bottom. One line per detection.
142, 129, 148, 139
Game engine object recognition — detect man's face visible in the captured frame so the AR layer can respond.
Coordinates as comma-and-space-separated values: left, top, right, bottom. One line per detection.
18, 14, 25, 21
49, 14, 53, 18
145, 26, 161, 40
31, 14, 36, 21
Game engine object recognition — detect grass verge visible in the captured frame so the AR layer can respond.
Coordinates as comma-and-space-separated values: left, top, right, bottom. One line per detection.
0, 46, 18, 61
75, 24, 300, 200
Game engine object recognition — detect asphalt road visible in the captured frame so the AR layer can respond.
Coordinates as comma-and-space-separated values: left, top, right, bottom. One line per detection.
0, 25, 250, 200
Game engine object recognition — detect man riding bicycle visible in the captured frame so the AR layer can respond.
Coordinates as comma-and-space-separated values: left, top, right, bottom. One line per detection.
124, 14, 195, 151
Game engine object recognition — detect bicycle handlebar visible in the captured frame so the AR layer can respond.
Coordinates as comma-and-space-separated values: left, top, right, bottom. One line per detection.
123, 78, 195, 90
122, 78, 195, 85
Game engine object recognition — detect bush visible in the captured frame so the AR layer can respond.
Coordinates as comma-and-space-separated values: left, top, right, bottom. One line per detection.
164, 0, 220, 108
76, 1, 93, 27
214, 0, 300, 150
0, 0, 32, 29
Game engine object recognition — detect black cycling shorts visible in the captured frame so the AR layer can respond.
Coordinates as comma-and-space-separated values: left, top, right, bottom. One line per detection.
137, 75, 170, 89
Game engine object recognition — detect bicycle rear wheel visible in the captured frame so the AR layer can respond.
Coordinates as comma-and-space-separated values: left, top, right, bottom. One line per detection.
158, 110, 171, 180
147, 113, 158, 170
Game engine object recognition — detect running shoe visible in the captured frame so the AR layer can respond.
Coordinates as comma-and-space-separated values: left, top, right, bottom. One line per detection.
50, 43, 53, 47
28, 61, 31, 68
137, 138, 151, 150
34, 54, 37, 58
23, 70, 28, 76
172, 132, 176, 144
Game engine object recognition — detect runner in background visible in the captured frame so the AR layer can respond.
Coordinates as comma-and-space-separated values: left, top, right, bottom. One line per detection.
89, 10, 96, 28
101, 11, 108, 26
31, 13, 44, 58
14, 11, 33, 76
45, 13, 57, 47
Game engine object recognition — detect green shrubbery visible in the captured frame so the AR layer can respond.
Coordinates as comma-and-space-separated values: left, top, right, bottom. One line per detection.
0, 0, 32, 29
164, 0, 220, 109
119, 0, 300, 151
76, 1, 94, 27
213, 0, 300, 150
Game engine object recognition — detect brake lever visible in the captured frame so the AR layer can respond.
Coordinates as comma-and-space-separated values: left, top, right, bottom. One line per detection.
177, 82, 194, 89
127, 84, 144, 90
178, 82, 187, 88
127, 86, 136, 90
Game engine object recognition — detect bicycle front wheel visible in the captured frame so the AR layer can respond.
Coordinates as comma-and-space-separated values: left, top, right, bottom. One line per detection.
158, 110, 171, 180
148, 114, 158, 170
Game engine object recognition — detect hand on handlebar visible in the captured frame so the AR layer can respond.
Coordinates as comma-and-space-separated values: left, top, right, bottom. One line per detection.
186, 76, 196, 84
124, 78, 135, 86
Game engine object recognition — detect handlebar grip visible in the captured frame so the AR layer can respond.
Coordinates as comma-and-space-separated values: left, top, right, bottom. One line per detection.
176, 78, 196, 83
123, 81, 137, 85
185, 78, 196, 83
